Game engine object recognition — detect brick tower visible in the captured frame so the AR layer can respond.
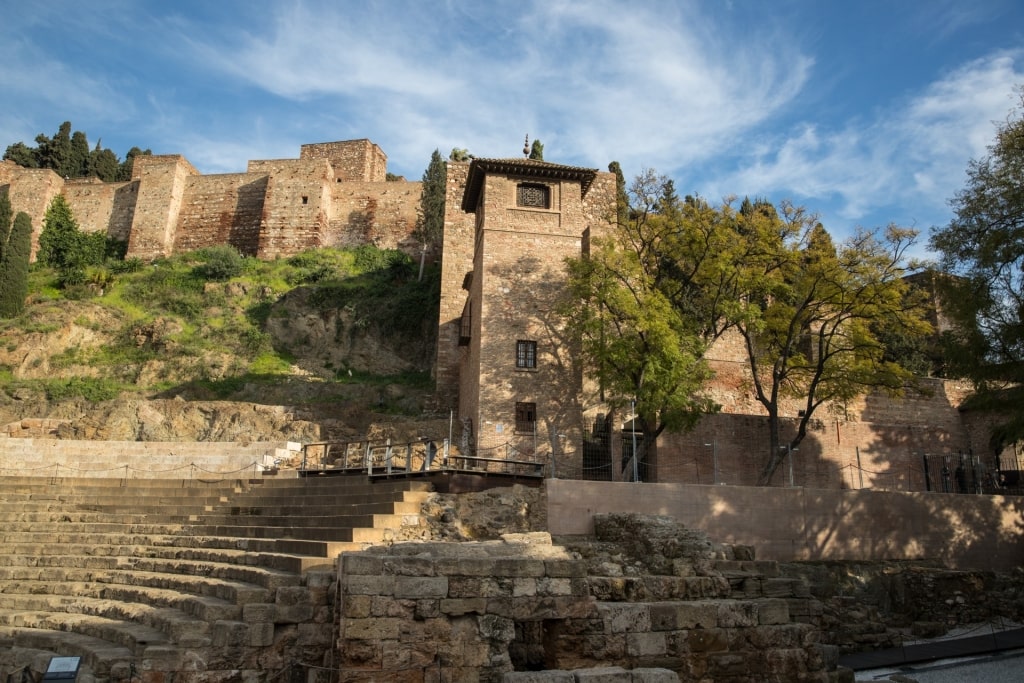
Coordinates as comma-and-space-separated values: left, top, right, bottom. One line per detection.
436, 155, 617, 468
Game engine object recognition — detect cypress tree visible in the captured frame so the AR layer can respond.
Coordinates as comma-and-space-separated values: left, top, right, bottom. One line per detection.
414, 149, 446, 247
0, 212, 32, 317
0, 190, 11, 264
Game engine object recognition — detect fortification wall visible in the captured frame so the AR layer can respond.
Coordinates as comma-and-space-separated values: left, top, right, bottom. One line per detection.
1, 165, 64, 259
327, 180, 421, 251
128, 155, 199, 260
173, 173, 267, 255
251, 158, 332, 259
300, 139, 386, 182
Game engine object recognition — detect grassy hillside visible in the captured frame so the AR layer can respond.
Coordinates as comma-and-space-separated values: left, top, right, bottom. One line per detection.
0, 245, 440, 413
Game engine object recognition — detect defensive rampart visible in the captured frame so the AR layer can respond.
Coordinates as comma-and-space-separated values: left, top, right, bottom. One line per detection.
0, 138, 421, 262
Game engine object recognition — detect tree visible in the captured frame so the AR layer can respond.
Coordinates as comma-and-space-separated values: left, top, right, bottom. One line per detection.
0, 190, 11, 264
449, 148, 470, 162
929, 89, 1024, 449
414, 149, 446, 248
564, 171, 720, 480
3, 141, 39, 168
730, 208, 928, 484
567, 168, 930, 485
0, 212, 32, 317
37, 195, 109, 286
529, 139, 544, 161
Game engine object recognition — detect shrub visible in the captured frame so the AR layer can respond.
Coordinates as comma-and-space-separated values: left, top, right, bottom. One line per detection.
193, 246, 245, 281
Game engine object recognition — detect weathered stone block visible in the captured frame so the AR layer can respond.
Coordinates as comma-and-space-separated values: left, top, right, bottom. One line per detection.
417, 599, 441, 619
537, 577, 573, 596
630, 668, 680, 683
341, 553, 383, 576
249, 622, 274, 647
441, 598, 487, 616
276, 603, 315, 624
343, 617, 401, 640
242, 603, 275, 623
571, 667, 630, 682
686, 628, 729, 653
503, 671, 574, 683
343, 595, 372, 619
384, 556, 436, 576
513, 578, 538, 597
345, 574, 395, 595
717, 601, 758, 628
627, 632, 667, 657
395, 575, 448, 599
545, 559, 586, 578
757, 599, 790, 625
598, 603, 651, 633
211, 620, 248, 647
493, 558, 545, 577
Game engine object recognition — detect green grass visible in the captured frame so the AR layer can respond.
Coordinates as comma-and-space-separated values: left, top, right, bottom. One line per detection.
8, 245, 438, 403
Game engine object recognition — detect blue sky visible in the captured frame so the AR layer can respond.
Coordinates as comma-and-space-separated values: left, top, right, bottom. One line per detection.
2, 1, 1022, 255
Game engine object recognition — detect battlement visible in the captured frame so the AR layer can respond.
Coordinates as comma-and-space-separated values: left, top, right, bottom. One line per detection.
1, 138, 418, 262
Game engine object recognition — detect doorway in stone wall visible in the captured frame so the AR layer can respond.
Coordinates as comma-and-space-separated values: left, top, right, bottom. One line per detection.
510, 620, 562, 671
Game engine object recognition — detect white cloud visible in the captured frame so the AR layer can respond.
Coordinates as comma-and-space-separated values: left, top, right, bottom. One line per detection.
708, 50, 1023, 228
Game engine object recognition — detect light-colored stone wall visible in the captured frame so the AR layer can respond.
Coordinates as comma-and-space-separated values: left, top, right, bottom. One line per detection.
127, 155, 199, 260
545, 478, 1024, 571
327, 180, 421, 251
0, 437, 297, 478
300, 139, 387, 182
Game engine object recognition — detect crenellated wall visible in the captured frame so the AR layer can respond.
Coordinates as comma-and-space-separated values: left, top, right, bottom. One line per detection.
1, 139, 423, 262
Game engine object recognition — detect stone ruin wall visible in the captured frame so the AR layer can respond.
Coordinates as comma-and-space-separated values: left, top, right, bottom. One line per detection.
0, 139, 420, 263
335, 520, 844, 683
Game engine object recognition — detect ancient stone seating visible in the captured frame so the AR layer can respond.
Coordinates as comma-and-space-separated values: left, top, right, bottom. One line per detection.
0, 473, 431, 682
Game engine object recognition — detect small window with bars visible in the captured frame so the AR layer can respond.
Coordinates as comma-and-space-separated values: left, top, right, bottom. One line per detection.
515, 402, 536, 434
516, 340, 537, 369
517, 183, 549, 209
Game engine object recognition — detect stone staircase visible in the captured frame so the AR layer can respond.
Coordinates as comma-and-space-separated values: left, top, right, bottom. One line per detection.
0, 473, 432, 682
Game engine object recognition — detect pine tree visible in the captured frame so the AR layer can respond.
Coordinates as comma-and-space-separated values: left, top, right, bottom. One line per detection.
0, 212, 32, 317
38, 195, 82, 271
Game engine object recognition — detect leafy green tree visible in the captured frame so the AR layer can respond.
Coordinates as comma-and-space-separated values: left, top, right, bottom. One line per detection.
568, 169, 929, 484
38, 195, 82, 271
0, 212, 32, 317
929, 90, 1024, 449
3, 142, 39, 168
69, 130, 91, 178
564, 171, 720, 479
529, 139, 544, 160
413, 149, 446, 250
449, 148, 470, 162
737, 213, 927, 483
89, 142, 121, 181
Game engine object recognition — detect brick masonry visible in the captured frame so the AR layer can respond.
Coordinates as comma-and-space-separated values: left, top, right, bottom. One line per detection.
1, 139, 419, 262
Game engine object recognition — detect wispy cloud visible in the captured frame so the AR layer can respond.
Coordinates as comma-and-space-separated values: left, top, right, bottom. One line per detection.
707, 51, 1023, 229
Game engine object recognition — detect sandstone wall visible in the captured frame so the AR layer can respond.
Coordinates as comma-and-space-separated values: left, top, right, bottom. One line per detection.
328, 180, 421, 251
173, 173, 268, 255
251, 158, 332, 258
62, 177, 139, 243
436, 161, 474, 409
300, 139, 387, 182
0, 164, 64, 259
128, 155, 199, 259
545, 479, 1024, 571
0, 437, 297, 478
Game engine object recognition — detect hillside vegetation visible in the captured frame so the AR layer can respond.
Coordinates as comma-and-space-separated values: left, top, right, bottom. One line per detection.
0, 245, 442, 442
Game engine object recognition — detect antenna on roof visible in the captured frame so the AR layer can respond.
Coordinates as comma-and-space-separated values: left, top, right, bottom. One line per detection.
523, 134, 530, 158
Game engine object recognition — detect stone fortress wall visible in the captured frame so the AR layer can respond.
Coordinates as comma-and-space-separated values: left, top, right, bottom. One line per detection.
0, 138, 422, 263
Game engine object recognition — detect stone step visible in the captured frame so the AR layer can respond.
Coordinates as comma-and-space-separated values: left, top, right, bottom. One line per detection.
182, 522, 399, 543
0, 624, 133, 678
0, 595, 212, 647
0, 609, 169, 655
0, 528, 366, 562
0, 540, 329, 574
0, 566, 272, 605
0, 554, 299, 590
181, 511, 420, 530
0, 501, 421, 525
0, 578, 245, 622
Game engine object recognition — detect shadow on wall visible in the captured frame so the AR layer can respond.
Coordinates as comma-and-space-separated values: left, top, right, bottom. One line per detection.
545, 478, 1024, 571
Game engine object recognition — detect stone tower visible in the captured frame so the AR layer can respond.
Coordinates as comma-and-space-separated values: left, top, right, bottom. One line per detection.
436, 156, 617, 466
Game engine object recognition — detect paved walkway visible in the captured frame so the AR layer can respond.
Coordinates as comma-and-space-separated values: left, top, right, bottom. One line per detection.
844, 623, 1024, 682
